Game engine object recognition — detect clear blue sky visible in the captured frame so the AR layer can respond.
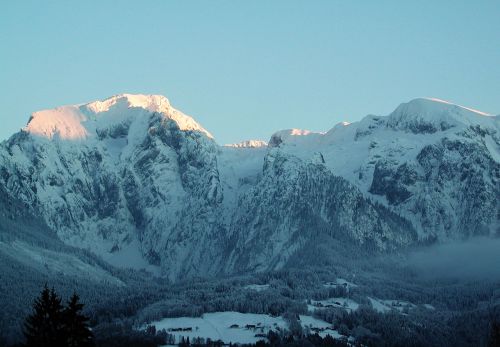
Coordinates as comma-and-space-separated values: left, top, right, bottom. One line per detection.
1, 1, 499, 144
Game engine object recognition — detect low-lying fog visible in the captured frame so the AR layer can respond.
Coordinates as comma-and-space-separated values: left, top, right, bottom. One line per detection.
406, 237, 500, 280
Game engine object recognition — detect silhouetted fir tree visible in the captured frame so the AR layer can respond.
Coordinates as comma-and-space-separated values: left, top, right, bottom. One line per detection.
23, 286, 94, 347
23, 285, 65, 347
64, 293, 94, 347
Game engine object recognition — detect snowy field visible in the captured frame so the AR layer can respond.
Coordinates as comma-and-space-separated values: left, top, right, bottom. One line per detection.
322, 278, 357, 290
147, 311, 343, 345
308, 297, 360, 312
368, 297, 417, 313
149, 312, 287, 344
299, 315, 343, 339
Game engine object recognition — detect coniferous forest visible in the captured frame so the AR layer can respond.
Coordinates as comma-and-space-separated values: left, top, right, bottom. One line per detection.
3, 265, 500, 347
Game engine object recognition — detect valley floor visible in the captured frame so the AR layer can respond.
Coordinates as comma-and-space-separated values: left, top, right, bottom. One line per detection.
146, 311, 343, 345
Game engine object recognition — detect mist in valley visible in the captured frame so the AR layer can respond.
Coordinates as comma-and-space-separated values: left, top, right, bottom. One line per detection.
406, 237, 500, 280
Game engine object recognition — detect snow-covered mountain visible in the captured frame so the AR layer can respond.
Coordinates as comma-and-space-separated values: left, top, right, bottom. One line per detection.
1, 94, 498, 279
269, 98, 500, 239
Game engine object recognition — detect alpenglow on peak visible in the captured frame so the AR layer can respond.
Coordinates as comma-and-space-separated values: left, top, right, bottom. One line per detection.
24, 94, 213, 140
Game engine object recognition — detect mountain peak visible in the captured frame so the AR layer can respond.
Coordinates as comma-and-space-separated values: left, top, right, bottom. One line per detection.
23, 93, 212, 140
405, 97, 492, 117
387, 97, 496, 133
84, 94, 172, 114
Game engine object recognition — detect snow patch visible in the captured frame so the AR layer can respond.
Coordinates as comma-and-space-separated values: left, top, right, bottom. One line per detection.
225, 140, 268, 148
368, 297, 416, 313
243, 284, 270, 292
101, 238, 160, 275
308, 297, 359, 312
299, 315, 343, 339
323, 278, 358, 289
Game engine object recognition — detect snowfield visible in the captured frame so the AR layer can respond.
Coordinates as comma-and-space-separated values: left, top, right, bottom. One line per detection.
147, 312, 286, 344
299, 315, 343, 339
146, 312, 343, 345
323, 278, 357, 290
368, 297, 422, 314
308, 298, 360, 312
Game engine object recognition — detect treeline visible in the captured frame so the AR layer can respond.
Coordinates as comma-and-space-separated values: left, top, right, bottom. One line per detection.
3, 252, 500, 346
312, 304, 500, 347
4, 274, 500, 347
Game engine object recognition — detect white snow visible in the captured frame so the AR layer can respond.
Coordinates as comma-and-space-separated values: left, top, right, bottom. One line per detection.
368, 297, 391, 313
424, 97, 492, 116
85, 94, 169, 114
147, 312, 343, 345
101, 238, 160, 275
25, 106, 90, 140
243, 284, 270, 292
380, 299, 416, 312
6, 94, 215, 274
5, 94, 499, 278
368, 297, 416, 313
387, 98, 497, 130
299, 315, 343, 339
308, 297, 359, 312
265, 97, 499, 238
24, 94, 213, 141
225, 140, 268, 148
323, 278, 358, 289
218, 145, 267, 219
147, 312, 287, 344
423, 304, 436, 310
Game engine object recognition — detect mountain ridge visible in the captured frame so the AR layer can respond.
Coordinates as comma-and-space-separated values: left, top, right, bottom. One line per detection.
19, 94, 498, 146
1, 94, 498, 280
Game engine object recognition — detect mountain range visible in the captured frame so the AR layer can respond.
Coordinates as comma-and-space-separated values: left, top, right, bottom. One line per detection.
1, 94, 498, 280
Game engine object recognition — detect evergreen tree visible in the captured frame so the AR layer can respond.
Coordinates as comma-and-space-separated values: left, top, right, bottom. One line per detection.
23, 285, 65, 347
24, 286, 94, 347
64, 292, 94, 347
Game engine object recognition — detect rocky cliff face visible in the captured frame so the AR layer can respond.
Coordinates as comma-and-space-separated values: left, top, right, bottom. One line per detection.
1, 94, 498, 279
370, 133, 500, 238
271, 98, 500, 240
367, 100, 500, 239
225, 149, 416, 274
